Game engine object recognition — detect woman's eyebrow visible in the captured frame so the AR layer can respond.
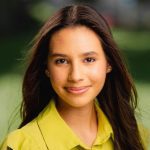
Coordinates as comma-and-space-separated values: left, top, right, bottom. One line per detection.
49, 53, 68, 58
82, 51, 98, 56
49, 51, 98, 58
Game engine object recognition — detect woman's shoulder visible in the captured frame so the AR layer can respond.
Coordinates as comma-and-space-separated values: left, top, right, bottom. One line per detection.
0, 101, 54, 150
0, 119, 45, 150
138, 123, 150, 149
1, 129, 26, 150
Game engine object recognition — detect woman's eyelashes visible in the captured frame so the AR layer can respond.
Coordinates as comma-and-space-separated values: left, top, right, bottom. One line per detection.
55, 58, 68, 64
84, 57, 96, 63
54, 57, 96, 65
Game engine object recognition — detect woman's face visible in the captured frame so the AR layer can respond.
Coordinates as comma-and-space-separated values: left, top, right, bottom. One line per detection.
46, 26, 111, 108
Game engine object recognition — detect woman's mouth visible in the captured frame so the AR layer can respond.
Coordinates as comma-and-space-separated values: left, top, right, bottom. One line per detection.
65, 86, 91, 94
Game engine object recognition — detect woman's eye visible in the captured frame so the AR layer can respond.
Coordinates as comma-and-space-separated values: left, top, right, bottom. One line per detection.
55, 59, 68, 64
84, 57, 96, 63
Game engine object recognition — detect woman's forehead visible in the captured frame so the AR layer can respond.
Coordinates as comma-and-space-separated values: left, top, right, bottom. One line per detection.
49, 25, 103, 53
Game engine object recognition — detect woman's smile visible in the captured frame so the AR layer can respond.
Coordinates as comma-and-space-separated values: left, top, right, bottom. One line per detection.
64, 86, 91, 95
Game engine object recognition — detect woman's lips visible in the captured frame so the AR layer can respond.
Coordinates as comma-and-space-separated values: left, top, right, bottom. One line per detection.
65, 86, 90, 94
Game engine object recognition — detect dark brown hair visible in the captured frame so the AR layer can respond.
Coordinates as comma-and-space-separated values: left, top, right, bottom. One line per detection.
20, 5, 144, 149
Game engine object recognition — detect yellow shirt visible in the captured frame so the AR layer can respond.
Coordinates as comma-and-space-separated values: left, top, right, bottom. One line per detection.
1, 100, 114, 150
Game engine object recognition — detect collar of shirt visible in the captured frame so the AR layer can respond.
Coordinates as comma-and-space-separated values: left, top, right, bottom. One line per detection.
36, 99, 114, 150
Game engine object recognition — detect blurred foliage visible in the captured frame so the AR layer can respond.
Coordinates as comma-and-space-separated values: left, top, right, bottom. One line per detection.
28, 1, 57, 22
139, 0, 150, 3
0, 31, 35, 75
113, 29, 150, 82
0, 0, 36, 35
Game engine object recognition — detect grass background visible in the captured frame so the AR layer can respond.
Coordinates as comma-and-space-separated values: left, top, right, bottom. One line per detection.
0, 29, 150, 148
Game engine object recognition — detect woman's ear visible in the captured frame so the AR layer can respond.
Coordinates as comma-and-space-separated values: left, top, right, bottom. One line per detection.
107, 64, 112, 73
45, 69, 50, 77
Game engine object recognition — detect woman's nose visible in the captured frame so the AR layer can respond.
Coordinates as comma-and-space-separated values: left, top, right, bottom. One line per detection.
67, 62, 84, 83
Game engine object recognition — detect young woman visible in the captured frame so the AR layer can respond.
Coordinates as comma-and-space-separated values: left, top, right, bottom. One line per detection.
1, 4, 145, 150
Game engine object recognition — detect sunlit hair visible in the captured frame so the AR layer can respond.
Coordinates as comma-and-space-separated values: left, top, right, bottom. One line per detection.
20, 5, 144, 150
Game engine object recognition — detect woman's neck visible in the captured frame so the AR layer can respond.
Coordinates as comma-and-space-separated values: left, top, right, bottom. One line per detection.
56, 100, 98, 147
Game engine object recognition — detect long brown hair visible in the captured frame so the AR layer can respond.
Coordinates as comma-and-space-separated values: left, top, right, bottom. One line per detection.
20, 5, 144, 149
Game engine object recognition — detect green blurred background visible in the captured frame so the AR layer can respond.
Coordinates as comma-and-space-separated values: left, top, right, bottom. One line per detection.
0, 0, 150, 148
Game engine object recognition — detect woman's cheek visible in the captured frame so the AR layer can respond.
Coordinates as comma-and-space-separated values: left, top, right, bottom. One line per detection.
50, 68, 67, 84
89, 64, 107, 82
